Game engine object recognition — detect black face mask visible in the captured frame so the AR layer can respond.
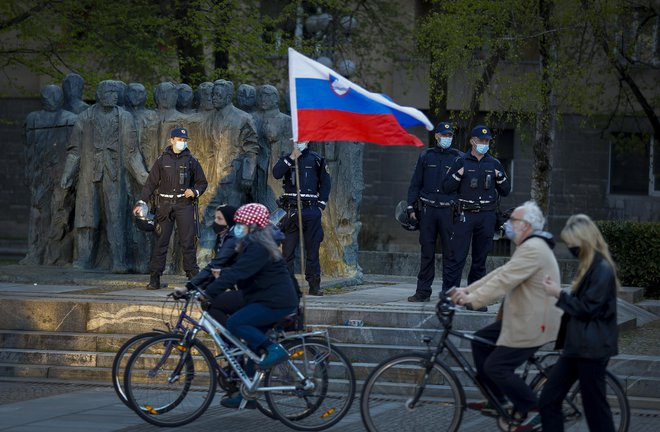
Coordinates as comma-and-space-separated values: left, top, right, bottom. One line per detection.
568, 246, 580, 258
212, 223, 227, 235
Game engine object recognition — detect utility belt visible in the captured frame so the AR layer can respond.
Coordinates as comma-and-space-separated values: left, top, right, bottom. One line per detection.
419, 197, 453, 208
277, 197, 318, 209
458, 200, 496, 213
159, 193, 188, 203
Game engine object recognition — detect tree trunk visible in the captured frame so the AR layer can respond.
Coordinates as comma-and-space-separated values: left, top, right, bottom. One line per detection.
531, 0, 557, 217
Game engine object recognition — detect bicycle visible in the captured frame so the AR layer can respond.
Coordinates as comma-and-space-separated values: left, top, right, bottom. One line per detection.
123, 289, 356, 430
112, 293, 194, 408
360, 300, 630, 432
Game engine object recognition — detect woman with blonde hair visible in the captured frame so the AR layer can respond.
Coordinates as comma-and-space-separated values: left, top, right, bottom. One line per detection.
539, 214, 619, 431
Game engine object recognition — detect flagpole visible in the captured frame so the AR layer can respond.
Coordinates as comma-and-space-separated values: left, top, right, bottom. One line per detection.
293, 154, 307, 301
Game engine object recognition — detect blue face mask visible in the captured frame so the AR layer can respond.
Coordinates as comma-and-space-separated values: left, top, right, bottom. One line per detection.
476, 144, 489, 155
438, 137, 452, 149
503, 221, 516, 241
296, 141, 308, 151
233, 224, 248, 239
174, 140, 188, 152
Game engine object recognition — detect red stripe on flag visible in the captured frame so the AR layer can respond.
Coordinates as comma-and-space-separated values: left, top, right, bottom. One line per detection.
298, 109, 424, 147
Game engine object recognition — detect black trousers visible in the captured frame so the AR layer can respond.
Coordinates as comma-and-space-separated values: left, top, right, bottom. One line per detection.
416, 205, 456, 297
472, 321, 540, 414
208, 289, 245, 327
444, 210, 496, 288
539, 355, 615, 432
282, 206, 324, 282
150, 199, 198, 274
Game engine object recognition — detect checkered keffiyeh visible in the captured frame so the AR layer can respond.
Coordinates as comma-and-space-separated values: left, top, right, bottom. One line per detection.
234, 203, 270, 228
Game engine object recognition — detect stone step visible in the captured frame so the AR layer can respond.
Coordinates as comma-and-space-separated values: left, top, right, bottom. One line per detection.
618, 286, 645, 304
636, 299, 660, 316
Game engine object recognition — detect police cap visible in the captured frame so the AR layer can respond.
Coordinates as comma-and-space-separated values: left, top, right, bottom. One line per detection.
435, 122, 454, 135
471, 125, 492, 140
170, 127, 189, 139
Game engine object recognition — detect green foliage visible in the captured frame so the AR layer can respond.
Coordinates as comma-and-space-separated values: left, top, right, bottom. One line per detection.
1, 0, 414, 99
596, 220, 660, 297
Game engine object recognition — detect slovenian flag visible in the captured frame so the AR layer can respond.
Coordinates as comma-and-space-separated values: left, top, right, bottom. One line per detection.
288, 47, 433, 147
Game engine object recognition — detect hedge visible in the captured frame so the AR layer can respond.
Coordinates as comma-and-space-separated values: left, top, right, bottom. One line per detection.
596, 220, 660, 298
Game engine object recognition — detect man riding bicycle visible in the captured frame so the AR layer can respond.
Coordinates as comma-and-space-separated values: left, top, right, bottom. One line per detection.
450, 200, 563, 431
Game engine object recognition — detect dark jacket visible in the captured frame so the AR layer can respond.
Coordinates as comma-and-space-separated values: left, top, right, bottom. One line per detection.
204, 235, 299, 310
407, 147, 462, 206
442, 152, 510, 210
188, 228, 238, 289
272, 148, 331, 208
554, 253, 618, 359
140, 147, 207, 202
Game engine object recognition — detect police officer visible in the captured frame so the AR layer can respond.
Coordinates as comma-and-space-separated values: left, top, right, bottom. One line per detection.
133, 127, 208, 290
407, 122, 463, 302
272, 140, 331, 296
442, 125, 511, 307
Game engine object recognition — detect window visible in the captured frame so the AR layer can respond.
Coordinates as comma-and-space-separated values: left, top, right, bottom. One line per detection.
609, 132, 659, 195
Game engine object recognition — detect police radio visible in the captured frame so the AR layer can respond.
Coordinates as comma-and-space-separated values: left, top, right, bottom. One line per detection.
178, 165, 186, 186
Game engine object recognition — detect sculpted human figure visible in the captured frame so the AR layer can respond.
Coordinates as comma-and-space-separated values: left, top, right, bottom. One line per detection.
236, 84, 257, 113
21, 84, 78, 265
188, 82, 215, 166
143, 82, 189, 168
112, 80, 128, 108
198, 79, 258, 254
60, 80, 149, 272
62, 73, 89, 114
125, 82, 158, 272
252, 84, 292, 210
177, 83, 195, 114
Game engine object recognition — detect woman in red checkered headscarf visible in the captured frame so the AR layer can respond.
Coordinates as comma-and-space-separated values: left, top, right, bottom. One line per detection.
203, 203, 299, 408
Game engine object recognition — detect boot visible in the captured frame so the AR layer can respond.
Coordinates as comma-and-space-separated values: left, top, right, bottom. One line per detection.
259, 343, 289, 369
308, 277, 323, 296
185, 269, 199, 279
146, 272, 161, 290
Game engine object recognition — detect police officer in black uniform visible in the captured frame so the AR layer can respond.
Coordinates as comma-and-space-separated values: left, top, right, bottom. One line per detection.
272, 140, 331, 296
407, 122, 463, 302
442, 125, 511, 307
134, 127, 208, 290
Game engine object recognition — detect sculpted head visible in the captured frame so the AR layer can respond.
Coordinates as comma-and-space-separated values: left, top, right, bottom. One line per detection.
153, 82, 178, 109
257, 85, 279, 111
177, 83, 194, 110
212, 79, 234, 109
96, 80, 119, 108
126, 83, 147, 109
196, 82, 214, 111
237, 84, 256, 111
41, 85, 64, 112
62, 73, 84, 100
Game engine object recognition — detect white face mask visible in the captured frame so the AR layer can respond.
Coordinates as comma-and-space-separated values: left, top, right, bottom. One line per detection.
438, 137, 452, 149
174, 140, 188, 152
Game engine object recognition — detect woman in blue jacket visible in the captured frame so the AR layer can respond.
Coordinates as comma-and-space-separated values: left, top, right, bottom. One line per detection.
540, 214, 619, 432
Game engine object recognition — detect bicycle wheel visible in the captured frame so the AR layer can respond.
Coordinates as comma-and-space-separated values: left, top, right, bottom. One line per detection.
265, 337, 356, 431
532, 369, 630, 432
361, 353, 464, 432
124, 334, 217, 427
112, 331, 164, 408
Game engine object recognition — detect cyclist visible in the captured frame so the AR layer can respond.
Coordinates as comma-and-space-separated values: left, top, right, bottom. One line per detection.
202, 203, 299, 408
540, 214, 619, 432
450, 200, 562, 431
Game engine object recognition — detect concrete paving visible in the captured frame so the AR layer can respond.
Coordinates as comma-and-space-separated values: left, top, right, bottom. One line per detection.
0, 265, 659, 431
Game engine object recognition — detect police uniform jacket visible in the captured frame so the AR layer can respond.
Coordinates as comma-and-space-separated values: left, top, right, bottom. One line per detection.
407, 147, 462, 207
140, 146, 207, 203
204, 235, 299, 310
442, 153, 511, 210
554, 253, 618, 359
272, 148, 331, 209
462, 232, 563, 348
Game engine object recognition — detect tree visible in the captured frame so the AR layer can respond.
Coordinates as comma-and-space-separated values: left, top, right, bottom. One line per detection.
416, 0, 659, 215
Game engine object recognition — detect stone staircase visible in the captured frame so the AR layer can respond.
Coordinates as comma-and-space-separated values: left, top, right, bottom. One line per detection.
0, 287, 659, 411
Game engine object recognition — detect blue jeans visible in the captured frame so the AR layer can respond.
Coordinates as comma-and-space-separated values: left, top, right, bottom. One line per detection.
227, 303, 296, 350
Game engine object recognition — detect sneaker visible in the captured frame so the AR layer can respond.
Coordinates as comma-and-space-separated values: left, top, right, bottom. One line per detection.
259, 343, 289, 369
220, 394, 256, 410
407, 293, 430, 302
514, 410, 542, 431
467, 399, 511, 417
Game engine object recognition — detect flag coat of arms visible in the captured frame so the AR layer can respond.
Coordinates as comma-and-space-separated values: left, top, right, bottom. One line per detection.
288, 48, 433, 147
